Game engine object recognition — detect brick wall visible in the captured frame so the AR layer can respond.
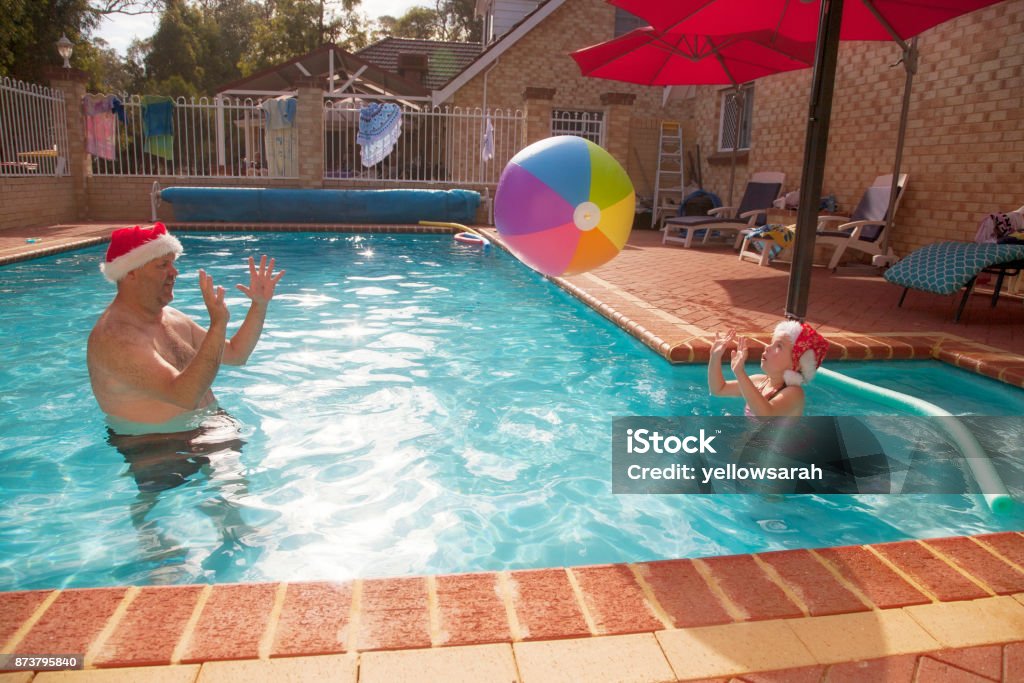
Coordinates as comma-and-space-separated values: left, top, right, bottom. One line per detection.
728, 0, 1022, 255
0, 177, 78, 231
450, 0, 698, 206
452, 0, 1021, 252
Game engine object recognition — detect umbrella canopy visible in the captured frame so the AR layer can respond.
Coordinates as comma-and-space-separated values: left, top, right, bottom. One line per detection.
610, 0, 1003, 42
570, 28, 815, 86
611, 0, 1006, 320
572, 28, 814, 207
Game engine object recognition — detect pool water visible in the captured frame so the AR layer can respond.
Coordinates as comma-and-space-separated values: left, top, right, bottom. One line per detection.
0, 232, 1022, 590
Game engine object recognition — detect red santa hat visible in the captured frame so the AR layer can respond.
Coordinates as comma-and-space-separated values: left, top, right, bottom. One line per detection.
100, 222, 183, 283
773, 320, 829, 386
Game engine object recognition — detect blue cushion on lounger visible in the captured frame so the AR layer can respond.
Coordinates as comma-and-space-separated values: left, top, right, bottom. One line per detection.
884, 242, 1024, 295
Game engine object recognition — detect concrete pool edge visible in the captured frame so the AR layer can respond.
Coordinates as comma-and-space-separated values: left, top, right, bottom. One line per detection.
1, 532, 1022, 680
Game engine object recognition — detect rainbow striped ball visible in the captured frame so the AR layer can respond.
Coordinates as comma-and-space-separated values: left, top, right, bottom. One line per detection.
494, 136, 635, 276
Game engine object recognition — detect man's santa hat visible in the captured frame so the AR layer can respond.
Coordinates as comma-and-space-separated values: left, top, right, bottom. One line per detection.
101, 222, 183, 283
773, 320, 829, 386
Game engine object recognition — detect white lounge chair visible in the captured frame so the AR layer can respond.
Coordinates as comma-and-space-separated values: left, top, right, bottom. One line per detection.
816, 173, 908, 270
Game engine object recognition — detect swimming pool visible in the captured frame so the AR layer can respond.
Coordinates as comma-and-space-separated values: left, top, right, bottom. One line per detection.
1, 232, 1022, 590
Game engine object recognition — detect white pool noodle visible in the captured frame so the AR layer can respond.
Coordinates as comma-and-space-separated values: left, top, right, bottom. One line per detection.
817, 367, 1013, 514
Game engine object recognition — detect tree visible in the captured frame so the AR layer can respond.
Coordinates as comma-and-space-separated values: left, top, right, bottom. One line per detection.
0, 0, 156, 82
375, 1, 482, 43
144, 0, 204, 91
75, 38, 139, 92
435, 0, 481, 43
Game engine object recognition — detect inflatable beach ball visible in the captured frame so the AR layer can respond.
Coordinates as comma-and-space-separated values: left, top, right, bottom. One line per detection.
494, 136, 635, 276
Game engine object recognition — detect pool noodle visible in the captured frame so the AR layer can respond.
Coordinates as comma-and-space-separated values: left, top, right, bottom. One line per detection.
817, 367, 1013, 514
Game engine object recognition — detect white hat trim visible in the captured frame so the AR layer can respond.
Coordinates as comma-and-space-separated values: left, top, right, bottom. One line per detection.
783, 349, 820, 387
100, 233, 183, 283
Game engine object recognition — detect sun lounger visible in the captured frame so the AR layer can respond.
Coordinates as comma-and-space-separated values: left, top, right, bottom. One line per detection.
883, 241, 1024, 321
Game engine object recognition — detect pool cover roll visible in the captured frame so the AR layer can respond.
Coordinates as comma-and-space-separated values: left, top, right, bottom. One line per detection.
161, 187, 481, 224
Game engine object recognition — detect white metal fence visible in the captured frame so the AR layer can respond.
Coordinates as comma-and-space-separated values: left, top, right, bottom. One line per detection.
88, 95, 288, 178
0, 77, 69, 176
323, 101, 524, 187
551, 109, 605, 146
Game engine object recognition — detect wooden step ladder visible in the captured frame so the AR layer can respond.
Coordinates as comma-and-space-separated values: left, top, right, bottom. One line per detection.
652, 121, 685, 228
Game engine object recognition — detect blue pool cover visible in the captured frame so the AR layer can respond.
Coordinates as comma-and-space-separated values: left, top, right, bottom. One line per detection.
161, 187, 481, 224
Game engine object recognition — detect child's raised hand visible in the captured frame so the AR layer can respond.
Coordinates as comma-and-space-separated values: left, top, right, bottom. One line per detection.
730, 335, 749, 376
710, 330, 736, 359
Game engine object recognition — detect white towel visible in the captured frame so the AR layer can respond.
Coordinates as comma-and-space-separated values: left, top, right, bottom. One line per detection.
481, 116, 495, 162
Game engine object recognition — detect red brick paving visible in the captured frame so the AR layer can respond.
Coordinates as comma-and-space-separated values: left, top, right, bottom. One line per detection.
434, 572, 511, 646
973, 532, 1024, 567
0, 590, 53, 648
756, 549, 871, 616
872, 541, 991, 602
179, 583, 276, 663
924, 537, 1024, 595
927, 645, 1006, 681
271, 581, 351, 657
581, 230, 1024, 354
634, 558, 734, 628
696, 555, 805, 621
356, 577, 431, 651
506, 568, 590, 641
812, 546, 931, 609
570, 565, 664, 635
16, 588, 127, 658
93, 586, 203, 667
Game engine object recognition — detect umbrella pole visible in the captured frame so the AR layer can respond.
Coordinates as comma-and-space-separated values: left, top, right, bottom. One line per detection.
786, 0, 844, 322
881, 37, 917, 257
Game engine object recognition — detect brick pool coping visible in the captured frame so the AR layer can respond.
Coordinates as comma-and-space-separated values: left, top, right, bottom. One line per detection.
1, 533, 1023, 680
2, 222, 1023, 680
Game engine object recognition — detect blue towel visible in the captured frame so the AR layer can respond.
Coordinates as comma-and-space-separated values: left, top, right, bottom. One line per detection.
141, 96, 174, 137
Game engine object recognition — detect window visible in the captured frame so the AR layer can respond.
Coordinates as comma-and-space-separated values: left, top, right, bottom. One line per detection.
614, 8, 647, 37
718, 84, 755, 151
551, 110, 604, 145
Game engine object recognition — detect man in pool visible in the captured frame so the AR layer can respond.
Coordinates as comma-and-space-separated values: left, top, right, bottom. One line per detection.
87, 223, 285, 425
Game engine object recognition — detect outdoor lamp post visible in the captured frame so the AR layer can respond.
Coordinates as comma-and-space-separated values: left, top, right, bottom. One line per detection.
56, 34, 73, 69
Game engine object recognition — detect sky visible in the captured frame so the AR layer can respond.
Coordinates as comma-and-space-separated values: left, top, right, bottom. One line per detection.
94, 0, 428, 55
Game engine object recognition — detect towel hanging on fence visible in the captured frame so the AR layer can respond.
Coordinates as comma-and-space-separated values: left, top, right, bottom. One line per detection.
356, 103, 402, 167
141, 95, 175, 161
81, 94, 117, 161
481, 116, 495, 162
261, 95, 298, 177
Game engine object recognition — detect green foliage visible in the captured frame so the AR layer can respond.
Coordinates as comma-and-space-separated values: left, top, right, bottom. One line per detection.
0, 0, 100, 82
0, 0, 482, 96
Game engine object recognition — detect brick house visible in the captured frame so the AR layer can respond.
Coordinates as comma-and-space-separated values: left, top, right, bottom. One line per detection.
437, 0, 1023, 255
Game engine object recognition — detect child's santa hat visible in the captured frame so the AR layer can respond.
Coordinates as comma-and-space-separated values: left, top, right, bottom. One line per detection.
773, 320, 829, 386
100, 222, 182, 283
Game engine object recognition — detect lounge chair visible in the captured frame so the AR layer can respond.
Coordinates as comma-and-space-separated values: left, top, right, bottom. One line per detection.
815, 173, 908, 270
738, 173, 908, 269
884, 241, 1024, 322
661, 171, 785, 248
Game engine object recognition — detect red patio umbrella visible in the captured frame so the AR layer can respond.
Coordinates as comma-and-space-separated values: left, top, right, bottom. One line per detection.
609, 0, 1006, 320
571, 29, 814, 207
609, 0, 1002, 41
570, 28, 815, 86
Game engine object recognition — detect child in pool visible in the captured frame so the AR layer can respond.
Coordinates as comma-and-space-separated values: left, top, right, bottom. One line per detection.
707, 321, 829, 417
